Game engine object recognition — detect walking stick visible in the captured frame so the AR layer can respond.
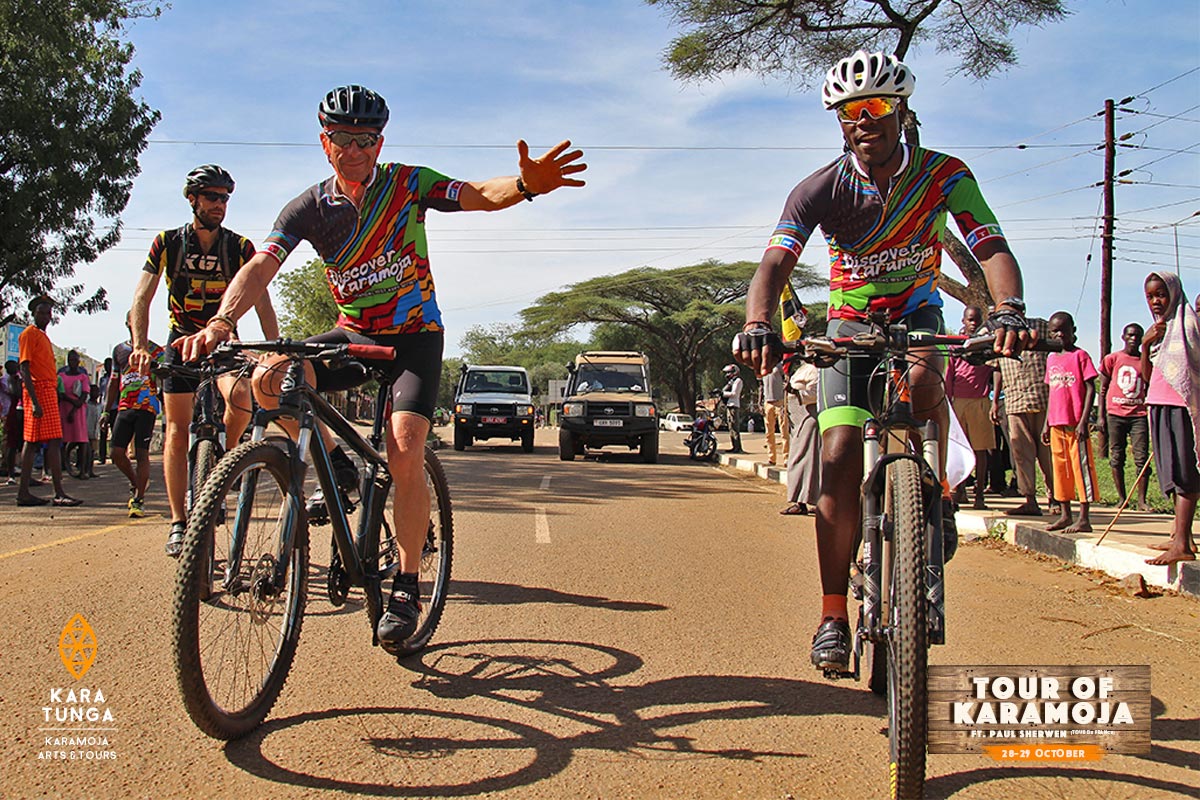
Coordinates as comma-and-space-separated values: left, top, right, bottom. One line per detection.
1094, 456, 1154, 547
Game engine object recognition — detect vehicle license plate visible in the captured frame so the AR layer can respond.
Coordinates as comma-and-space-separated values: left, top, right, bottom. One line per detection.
594, 419, 623, 427
482, 416, 506, 424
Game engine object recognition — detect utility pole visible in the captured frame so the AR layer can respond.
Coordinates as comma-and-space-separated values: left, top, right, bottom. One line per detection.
1101, 99, 1115, 361
1097, 99, 1116, 454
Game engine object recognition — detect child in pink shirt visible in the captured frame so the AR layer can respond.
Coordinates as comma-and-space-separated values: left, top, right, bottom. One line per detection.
1041, 311, 1099, 532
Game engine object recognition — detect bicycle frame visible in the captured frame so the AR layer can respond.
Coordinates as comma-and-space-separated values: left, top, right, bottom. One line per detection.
225, 358, 395, 637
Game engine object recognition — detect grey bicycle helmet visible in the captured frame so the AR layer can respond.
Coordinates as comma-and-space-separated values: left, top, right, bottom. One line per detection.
318, 85, 390, 129
183, 164, 235, 198
821, 50, 915, 110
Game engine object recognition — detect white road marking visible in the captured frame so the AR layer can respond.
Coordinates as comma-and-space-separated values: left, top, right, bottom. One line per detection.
540, 475, 552, 490
535, 506, 551, 544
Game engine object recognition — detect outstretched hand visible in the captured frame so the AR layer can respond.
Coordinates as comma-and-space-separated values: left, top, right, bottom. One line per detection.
517, 140, 587, 194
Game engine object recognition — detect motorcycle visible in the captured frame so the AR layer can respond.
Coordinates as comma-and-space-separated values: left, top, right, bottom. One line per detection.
685, 415, 718, 462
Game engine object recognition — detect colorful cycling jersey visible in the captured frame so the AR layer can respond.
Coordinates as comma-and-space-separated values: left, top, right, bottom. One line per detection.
112, 341, 165, 413
261, 163, 465, 335
767, 145, 1006, 322
143, 225, 256, 334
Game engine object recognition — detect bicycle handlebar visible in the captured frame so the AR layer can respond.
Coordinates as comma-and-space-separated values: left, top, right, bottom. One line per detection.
216, 339, 397, 362
780, 331, 1063, 362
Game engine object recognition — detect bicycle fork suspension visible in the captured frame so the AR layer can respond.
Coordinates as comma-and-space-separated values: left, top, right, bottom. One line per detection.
921, 421, 946, 645
860, 420, 885, 643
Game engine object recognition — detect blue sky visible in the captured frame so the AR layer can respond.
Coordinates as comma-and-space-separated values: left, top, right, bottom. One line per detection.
51, 0, 1200, 361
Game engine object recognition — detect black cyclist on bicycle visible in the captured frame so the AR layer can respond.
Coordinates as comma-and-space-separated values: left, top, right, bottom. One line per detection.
175, 85, 587, 648
733, 50, 1035, 675
128, 164, 280, 557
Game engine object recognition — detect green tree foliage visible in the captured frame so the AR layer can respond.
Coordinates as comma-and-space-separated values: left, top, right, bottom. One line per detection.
275, 258, 339, 338
0, 0, 162, 322
521, 259, 822, 415
647, 0, 1070, 310
457, 322, 587, 399
438, 357, 463, 412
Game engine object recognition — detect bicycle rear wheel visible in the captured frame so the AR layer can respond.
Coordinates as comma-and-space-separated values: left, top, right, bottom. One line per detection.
172, 440, 309, 739
383, 447, 453, 657
884, 458, 928, 799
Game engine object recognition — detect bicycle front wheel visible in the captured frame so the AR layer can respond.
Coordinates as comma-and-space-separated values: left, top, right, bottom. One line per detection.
383, 447, 454, 657
884, 458, 928, 799
172, 440, 309, 739
191, 438, 221, 600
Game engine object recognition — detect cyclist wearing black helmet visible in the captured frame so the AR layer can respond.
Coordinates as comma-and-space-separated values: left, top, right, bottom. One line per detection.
176, 84, 586, 647
129, 164, 279, 557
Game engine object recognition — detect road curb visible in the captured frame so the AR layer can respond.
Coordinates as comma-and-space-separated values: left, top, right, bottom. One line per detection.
717, 451, 1199, 599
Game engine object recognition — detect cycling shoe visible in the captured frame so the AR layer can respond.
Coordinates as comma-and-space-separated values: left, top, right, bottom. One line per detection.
810, 617, 851, 672
165, 521, 187, 558
377, 583, 421, 647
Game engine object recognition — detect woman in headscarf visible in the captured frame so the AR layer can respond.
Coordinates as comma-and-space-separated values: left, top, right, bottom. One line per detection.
1140, 270, 1199, 565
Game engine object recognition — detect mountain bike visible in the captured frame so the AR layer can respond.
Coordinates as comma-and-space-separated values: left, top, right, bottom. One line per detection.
153, 353, 253, 588
782, 317, 1057, 800
171, 340, 454, 740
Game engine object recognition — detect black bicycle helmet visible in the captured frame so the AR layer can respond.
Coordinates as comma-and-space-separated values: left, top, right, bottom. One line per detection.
183, 164, 235, 198
318, 85, 390, 129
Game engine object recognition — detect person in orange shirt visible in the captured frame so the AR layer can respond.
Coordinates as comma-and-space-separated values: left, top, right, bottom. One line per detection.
15, 296, 81, 506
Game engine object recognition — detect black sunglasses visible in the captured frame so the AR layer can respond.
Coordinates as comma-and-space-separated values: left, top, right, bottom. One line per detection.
198, 191, 230, 203
324, 130, 382, 149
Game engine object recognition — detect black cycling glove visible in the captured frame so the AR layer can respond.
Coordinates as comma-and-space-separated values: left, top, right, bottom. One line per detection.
982, 308, 1030, 336
734, 325, 782, 361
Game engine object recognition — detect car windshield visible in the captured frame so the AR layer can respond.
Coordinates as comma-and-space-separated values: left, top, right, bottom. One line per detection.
464, 370, 529, 394
574, 364, 646, 394
674, 415, 694, 423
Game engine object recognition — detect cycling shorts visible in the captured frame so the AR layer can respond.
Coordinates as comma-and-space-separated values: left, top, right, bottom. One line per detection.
816, 306, 945, 432
304, 328, 443, 423
163, 330, 201, 395
111, 408, 156, 451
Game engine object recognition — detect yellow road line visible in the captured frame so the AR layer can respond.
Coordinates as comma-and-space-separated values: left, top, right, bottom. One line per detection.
0, 517, 161, 561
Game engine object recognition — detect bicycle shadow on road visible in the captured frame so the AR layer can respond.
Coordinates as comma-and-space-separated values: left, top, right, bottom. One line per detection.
222, 636, 880, 797
446, 578, 669, 613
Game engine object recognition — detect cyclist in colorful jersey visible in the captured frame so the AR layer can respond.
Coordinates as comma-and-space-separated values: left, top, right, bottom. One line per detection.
176, 84, 586, 648
130, 165, 280, 556
105, 313, 166, 519
734, 50, 1034, 674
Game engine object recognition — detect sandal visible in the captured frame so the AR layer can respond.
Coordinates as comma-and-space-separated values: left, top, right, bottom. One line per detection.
17, 495, 49, 506
780, 502, 809, 516
52, 495, 83, 507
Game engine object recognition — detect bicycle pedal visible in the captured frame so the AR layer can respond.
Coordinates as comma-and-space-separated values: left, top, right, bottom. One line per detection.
822, 667, 857, 680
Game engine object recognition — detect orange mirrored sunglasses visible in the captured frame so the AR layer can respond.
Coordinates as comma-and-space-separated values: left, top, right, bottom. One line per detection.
835, 96, 900, 123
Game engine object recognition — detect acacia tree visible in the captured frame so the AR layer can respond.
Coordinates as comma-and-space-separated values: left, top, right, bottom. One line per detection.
648, 0, 1070, 308
276, 257, 339, 338
521, 259, 822, 414
0, 0, 162, 322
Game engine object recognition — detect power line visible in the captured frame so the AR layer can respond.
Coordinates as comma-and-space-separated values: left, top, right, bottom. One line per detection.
1133, 65, 1200, 99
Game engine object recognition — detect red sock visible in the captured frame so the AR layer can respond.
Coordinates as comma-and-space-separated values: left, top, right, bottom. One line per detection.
822, 594, 848, 621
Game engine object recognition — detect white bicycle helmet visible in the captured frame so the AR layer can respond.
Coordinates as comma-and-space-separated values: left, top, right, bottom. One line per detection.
821, 50, 915, 110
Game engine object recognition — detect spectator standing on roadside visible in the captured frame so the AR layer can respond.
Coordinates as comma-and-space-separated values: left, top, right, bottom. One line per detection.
762, 362, 789, 466
946, 305, 995, 510
1041, 311, 1099, 533
97, 356, 115, 464
721, 364, 745, 453
992, 315, 1055, 517
85, 384, 101, 478
15, 297, 81, 507
57, 350, 91, 476
1100, 322, 1151, 511
1140, 271, 1198, 565
2, 359, 21, 481
781, 358, 821, 516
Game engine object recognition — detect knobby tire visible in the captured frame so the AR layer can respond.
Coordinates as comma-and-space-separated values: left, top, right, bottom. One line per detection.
172, 440, 309, 739
885, 458, 928, 799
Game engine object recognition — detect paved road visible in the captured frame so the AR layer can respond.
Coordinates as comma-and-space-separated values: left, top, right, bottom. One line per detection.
1, 429, 1197, 799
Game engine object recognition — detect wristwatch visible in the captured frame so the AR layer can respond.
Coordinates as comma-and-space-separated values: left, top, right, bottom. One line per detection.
994, 296, 1025, 313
